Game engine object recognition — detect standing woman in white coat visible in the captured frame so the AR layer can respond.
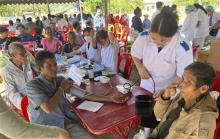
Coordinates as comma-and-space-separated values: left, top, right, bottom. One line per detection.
181, 5, 198, 44
193, 3, 209, 48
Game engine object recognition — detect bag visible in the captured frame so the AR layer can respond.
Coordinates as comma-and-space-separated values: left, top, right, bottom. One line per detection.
209, 27, 220, 36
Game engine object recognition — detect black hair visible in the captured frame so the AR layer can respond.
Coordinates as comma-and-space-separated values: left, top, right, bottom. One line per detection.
194, 3, 207, 14
96, 29, 108, 42
27, 17, 32, 22
17, 24, 25, 29
156, 1, 163, 9
83, 27, 92, 35
59, 14, 64, 18
185, 62, 216, 88
73, 22, 80, 28
150, 12, 178, 37
35, 51, 55, 67
9, 20, 13, 25
68, 31, 76, 38
171, 4, 177, 10
134, 7, 141, 16
16, 18, 21, 22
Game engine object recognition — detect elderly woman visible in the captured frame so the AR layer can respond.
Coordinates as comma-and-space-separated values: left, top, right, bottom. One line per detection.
0, 52, 70, 139
150, 62, 218, 139
2, 42, 36, 109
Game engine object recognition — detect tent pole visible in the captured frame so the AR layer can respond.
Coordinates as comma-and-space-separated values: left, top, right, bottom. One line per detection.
79, 0, 84, 28
104, 0, 108, 30
47, 0, 50, 14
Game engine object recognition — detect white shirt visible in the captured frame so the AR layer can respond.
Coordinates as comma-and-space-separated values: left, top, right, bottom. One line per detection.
131, 31, 193, 93
181, 11, 198, 42
100, 42, 119, 72
57, 18, 68, 31
7, 25, 16, 32
209, 11, 220, 26
79, 42, 101, 64
194, 9, 209, 38
151, 9, 160, 22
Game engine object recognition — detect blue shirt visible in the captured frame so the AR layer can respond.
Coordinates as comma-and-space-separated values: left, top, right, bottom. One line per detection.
53, 32, 65, 44
93, 15, 105, 28
143, 19, 151, 30
19, 34, 35, 42
26, 74, 89, 128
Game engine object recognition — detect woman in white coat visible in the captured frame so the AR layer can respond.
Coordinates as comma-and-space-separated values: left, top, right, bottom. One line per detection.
181, 5, 198, 44
193, 3, 209, 48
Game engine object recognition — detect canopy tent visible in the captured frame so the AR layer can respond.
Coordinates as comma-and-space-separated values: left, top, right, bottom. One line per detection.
0, 0, 78, 5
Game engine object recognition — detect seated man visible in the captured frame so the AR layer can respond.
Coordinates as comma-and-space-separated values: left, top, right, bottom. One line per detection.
0, 57, 70, 139
17, 24, 35, 42
0, 27, 8, 50
2, 42, 36, 109
149, 62, 218, 139
26, 51, 127, 138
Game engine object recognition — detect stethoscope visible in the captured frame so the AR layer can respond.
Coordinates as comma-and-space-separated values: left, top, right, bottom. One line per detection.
123, 73, 156, 93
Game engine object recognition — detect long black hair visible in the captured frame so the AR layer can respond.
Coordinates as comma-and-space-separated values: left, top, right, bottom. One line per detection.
194, 3, 207, 14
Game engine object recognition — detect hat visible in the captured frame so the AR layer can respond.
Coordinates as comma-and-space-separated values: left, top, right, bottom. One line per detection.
185, 5, 196, 11
0, 27, 8, 34
205, 5, 214, 12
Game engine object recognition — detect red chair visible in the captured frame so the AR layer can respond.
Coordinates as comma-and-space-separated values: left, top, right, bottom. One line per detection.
117, 53, 133, 79
213, 71, 220, 139
63, 25, 73, 32
22, 42, 36, 56
192, 44, 199, 57
21, 96, 30, 122
119, 26, 130, 52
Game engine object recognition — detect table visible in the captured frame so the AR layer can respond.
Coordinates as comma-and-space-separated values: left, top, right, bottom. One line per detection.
71, 75, 152, 139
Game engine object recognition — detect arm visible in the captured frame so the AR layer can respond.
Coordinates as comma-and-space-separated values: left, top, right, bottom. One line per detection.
0, 96, 70, 139
132, 56, 150, 79
2, 72, 23, 109
85, 94, 128, 104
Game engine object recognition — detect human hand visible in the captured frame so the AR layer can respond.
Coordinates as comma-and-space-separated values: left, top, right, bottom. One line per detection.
138, 66, 150, 79
111, 95, 129, 104
162, 83, 179, 98
60, 80, 73, 90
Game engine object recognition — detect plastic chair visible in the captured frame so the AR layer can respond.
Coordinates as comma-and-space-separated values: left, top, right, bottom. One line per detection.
192, 44, 199, 56
114, 23, 124, 40
63, 25, 73, 32
8, 31, 16, 37
21, 96, 30, 122
22, 42, 36, 56
213, 71, 220, 139
117, 53, 133, 79
119, 26, 130, 52
213, 71, 220, 92
108, 24, 115, 33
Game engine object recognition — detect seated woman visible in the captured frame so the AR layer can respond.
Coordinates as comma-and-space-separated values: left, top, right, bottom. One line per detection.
41, 27, 62, 53
96, 30, 119, 72
149, 62, 218, 139
62, 31, 79, 54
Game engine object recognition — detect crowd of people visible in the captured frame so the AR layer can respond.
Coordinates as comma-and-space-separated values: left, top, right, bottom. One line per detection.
0, 2, 219, 139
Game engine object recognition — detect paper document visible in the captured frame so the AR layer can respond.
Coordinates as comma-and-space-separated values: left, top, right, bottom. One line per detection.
68, 64, 83, 86
77, 101, 104, 112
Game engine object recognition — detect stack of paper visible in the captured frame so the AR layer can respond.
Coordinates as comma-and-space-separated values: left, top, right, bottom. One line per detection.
77, 101, 104, 112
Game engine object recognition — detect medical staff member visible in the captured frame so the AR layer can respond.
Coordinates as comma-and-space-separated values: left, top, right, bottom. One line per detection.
181, 5, 198, 44
206, 5, 220, 37
193, 3, 209, 48
131, 12, 193, 94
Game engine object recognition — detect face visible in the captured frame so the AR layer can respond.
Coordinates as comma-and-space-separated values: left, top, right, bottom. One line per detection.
207, 11, 213, 16
150, 32, 172, 47
18, 27, 25, 34
0, 32, 8, 39
98, 38, 109, 47
67, 34, 75, 42
12, 48, 27, 64
40, 58, 57, 79
179, 70, 208, 100
45, 29, 52, 38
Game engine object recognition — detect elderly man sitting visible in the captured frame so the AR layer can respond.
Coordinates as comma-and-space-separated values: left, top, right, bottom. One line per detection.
2, 42, 36, 109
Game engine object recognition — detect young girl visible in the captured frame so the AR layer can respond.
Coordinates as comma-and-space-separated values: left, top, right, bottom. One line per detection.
41, 27, 62, 53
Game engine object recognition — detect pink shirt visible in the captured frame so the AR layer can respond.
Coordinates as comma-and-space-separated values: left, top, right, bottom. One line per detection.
41, 37, 62, 53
